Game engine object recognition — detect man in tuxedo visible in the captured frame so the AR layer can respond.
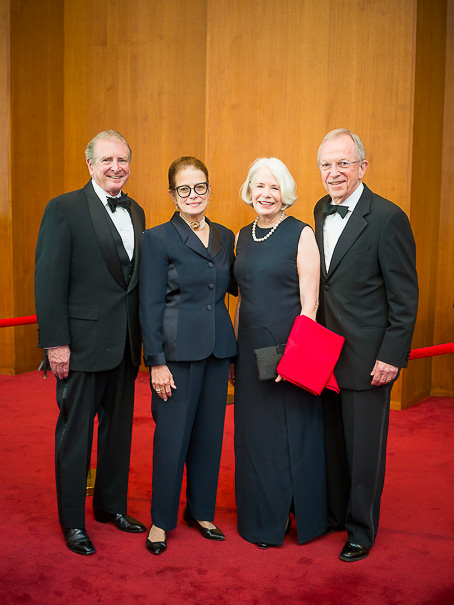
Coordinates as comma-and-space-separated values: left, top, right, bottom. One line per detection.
35, 130, 146, 555
314, 129, 418, 562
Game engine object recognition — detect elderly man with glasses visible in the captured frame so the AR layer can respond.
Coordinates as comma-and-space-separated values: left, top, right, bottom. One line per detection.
314, 128, 418, 562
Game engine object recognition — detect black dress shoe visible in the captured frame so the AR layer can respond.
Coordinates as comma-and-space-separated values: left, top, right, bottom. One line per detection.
183, 506, 225, 541
62, 527, 96, 556
339, 541, 371, 562
146, 529, 167, 555
93, 510, 146, 533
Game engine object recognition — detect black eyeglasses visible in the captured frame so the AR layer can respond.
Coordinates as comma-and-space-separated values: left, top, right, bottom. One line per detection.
174, 182, 209, 198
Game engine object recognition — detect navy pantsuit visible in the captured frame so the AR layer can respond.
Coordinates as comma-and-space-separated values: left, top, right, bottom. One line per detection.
139, 212, 237, 531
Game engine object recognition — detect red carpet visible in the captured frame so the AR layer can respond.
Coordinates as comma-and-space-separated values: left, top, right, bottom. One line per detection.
0, 371, 453, 604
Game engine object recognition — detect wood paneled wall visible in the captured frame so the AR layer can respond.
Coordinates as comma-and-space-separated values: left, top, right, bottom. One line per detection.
433, 0, 454, 396
1, 0, 452, 408
0, 0, 13, 373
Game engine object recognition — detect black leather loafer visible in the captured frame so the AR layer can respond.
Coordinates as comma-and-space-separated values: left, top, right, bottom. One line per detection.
94, 510, 146, 533
183, 506, 225, 541
339, 541, 371, 562
62, 527, 96, 556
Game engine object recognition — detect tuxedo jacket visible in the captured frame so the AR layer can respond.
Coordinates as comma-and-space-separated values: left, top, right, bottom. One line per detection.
35, 181, 146, 371
314, 184, 418, 391
139, 212, 237, 366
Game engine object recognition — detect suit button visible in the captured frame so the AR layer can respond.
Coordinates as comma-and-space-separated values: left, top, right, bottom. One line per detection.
206, 305, 213, 311
324, 285, 330, 291
208, 262, 214, 268
208, 284, 214, 290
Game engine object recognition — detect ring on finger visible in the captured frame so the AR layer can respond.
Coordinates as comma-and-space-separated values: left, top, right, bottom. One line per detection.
155, 388, 162, 392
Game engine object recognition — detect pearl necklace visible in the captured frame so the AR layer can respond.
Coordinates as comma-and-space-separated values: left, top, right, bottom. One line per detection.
252, 211, 286, 242
180, 213, 206, 231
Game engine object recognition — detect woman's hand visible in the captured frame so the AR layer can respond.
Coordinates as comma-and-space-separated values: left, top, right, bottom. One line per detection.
151, 365, 176, 402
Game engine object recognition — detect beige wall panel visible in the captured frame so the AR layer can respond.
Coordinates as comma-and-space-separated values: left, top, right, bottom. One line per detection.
206, 0, 416, 237
402, 0, 447, 406
63, 0, 207, 229
8, 0, 64, 373
0, 0, 14, 373
432, 0, 454, 396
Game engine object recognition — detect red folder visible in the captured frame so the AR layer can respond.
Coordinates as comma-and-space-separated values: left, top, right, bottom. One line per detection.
276, 315, 345, 395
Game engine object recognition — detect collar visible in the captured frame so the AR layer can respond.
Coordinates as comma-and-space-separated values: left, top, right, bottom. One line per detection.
330, 182, 364, 211
91, 178, 123, 207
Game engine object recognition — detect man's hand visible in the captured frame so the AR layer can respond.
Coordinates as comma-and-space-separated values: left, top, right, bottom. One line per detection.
47, 345, 71, 379
370, 359, 398, 387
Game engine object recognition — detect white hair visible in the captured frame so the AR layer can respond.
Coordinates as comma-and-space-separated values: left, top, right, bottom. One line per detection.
240, 157, 297, 208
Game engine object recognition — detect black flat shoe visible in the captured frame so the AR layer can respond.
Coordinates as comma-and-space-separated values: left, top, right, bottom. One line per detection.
183, 506, 225, 541
339, 541, 371, 562
146, 533, 167, 555
257, 542, 278, 550
94, 510, 146, 533
62, 527, 96, 556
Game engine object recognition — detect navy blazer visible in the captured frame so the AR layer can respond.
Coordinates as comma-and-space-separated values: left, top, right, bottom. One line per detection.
140, 212, 238, 366
314, 184, 418, 391
35, 181, 146, 370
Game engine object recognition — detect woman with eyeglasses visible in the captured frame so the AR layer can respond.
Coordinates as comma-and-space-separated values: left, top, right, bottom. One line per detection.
139, 156, 237, 555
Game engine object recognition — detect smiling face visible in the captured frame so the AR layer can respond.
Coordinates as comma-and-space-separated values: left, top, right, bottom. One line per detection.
170, 167, 210, 222
318, 134, 368, 204
86, 139, 130, 196
250, 167, 283, 223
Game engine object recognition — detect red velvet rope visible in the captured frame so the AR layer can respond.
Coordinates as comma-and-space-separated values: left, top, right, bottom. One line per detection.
0, 315, 453, 360
0, 315, 38, 327
408, 342, 454, 360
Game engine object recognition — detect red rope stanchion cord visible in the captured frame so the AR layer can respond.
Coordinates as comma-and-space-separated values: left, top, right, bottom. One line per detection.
0, 316, 453, 360
409, 342, 454, 360
0, 315, 37, 327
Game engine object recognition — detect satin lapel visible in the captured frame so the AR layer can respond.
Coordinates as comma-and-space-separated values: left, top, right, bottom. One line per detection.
170, 212, 212, 260
128, 201, 144, 292
327, 185, 372, 277
207, 221, 223, 258
84, 181, 127, 289
314, 200, 327, 279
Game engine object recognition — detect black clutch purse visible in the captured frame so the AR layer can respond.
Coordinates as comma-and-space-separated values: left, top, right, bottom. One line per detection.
254, 344, 286, 380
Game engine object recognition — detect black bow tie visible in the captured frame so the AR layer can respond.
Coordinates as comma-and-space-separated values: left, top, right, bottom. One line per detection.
322, 202, 349, 219
106, 194, 131, 213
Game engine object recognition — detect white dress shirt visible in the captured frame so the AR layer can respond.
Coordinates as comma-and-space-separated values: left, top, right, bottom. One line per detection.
323, 182, 364, 272
91, 179, 135, 260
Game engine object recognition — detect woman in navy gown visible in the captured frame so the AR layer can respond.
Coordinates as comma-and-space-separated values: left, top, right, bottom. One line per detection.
233, 157, 327, 548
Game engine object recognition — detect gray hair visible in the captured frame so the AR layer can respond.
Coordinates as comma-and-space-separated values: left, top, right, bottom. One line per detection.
85, 130, 132, 164
317, 128, 366, 163
240, 157, 297, 208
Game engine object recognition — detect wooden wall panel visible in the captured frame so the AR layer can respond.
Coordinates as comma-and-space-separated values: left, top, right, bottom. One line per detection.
432, 0, 454, 396
9, 0, 64, 373
401, 0, 448, 406
206, 0, 416, 236
63, 0, 207, 229
0, 0, 14, 373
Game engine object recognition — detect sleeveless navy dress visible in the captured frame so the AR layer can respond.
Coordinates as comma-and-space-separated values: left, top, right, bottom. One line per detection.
234, 216, 327, 545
